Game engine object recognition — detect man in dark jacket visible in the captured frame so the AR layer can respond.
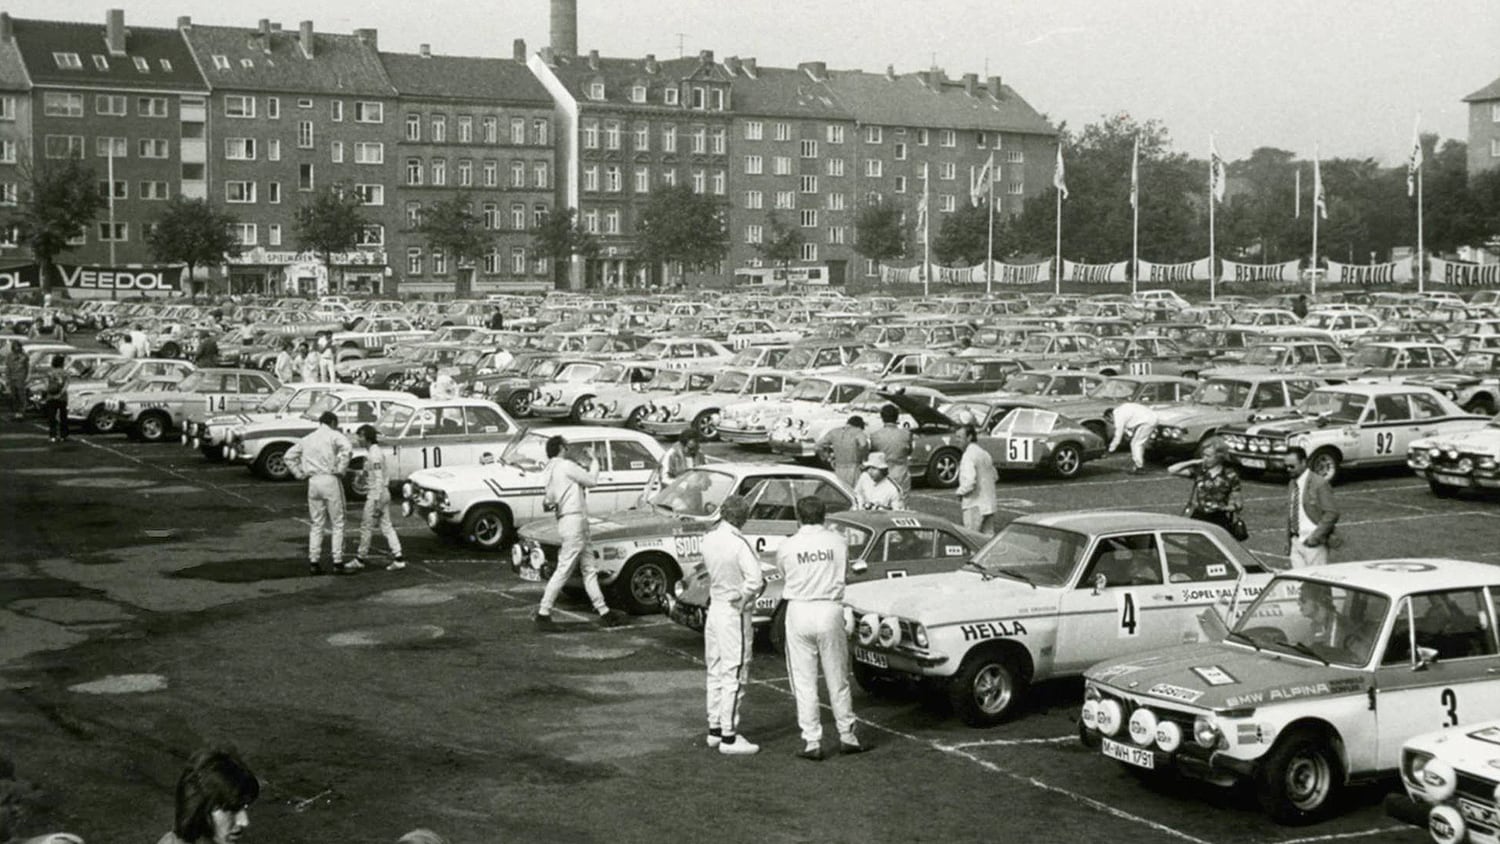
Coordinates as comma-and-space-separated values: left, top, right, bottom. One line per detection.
1284, 447, 1339, 567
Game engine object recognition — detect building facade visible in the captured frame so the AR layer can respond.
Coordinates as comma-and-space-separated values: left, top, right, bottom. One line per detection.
1464, 75, 1500, 178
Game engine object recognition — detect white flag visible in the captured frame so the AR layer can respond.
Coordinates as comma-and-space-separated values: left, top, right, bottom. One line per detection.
1129, 136, 1139, 210
1209, 136, 1227, 204
970, 153, 994, 206
1407, 115, 1423, 198
1313, 154, 1328, 220
1294, 167, 1301, 219
1053, 144, 1069, 200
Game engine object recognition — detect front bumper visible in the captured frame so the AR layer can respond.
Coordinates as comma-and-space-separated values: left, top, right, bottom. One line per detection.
662, 593, 706, 632
640, 419, 690, 437
1410, 461, 1500, 490
769, 436, 817, 457
529, 404, 575, 419
717, 426, 770, 446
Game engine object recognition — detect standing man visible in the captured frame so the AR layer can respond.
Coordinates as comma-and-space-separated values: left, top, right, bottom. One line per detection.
129, 324, 149, 358
1292, 294, 1310, 320
867, 404, 913, 498
700, 495, 764, 756
350, 424, 406, 572
955, 424, 998, 533
777, 496, 866, 760
487, 304, 505, 330
315, 334, 336, 383
273, 340, 296, 385
535, 435, 627, 630
1284, 447, 1340, 567
1109, 401, 1159, 475
194, 330, 220, 368
285, 411, 355, 575
854, 453, 905, 511
816, 415, 869, 490
297, 342, 318, 384
662, 431, 705, 484
31, 294, 62, 340
428, 365, 458, 400
6, 339, 29, 420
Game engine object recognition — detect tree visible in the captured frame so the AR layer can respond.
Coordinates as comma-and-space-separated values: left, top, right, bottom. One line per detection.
634, 184, 729, 282
932, 201, 1011, 266
144, 196, 243, 298
753, 212, 805, 271
292, 184, 368, 293
530, 206, 598, 288
8, 155, 104, 292
415, 192, 494, 292
853, 199, 909, 265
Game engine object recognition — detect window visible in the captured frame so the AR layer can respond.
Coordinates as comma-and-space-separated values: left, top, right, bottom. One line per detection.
631, 83, 647, 103
98, 222, 129, 242
211, 54, 230, 70
583, 210, 599, 233
512, 247, 527, 274
939, 162, 956, 180
0, 140, 14, 163
606, 166, 621, 192
1007, 182, 1024, 195
298, 98, 313, 109
96, 137, 127, 159
826, 125, 845, 144
267, 139, 281, 161
225, 138, 256, 160
692, 170, 706, 194
775, 190, 795, 209
712, 89, 725, 111
97, 180, 127, 200
533, 162, 548, 188
432, 115, 446, 143
691, 87, 705, 109
940, 195, 957, 213
298, 121, 314, 149
711, 128, 726, 155
745, 121, 763, 141
1493, 104, 1500, 123
745, 190, 763, 210
1006, 149, 1024, 164
773, 156, 791, 175
746, 224, 763, 244
406, 158, 423, 185
139, 180, 169, 200
662, 124, 678, 153
331, 101, 344, 122
661, 169, 676, 186
582, 120, 599, 149
355, 184, 383, 205
976, 131, 988, 148
357, 224, 384, 246
354, 142, 383, 164
828, 225, 846, 244
826, 192, 846, 210
405, 201, 422, 227
431, 159, 446, 186
1384, 589, 1498, 664
50, 51, 82, 69
864, 125, 883, 144
865, 159, 883, 177
532, 118, 548, 145
483, 161, 498, 187
225, 181, 256, 203
407, 248, 423, 275
712, 170, 725, 195
583, 165, 599, 192
894, 142, 907, 161
457, 159, 472, 186
605, 210, 620, 235
224, 95, 255, 118
92, 55, 109, 71
482, 117, 497, 144
826, 158, 845, 177
605, 121, 621, 150
940, 129, 956, 147
664, 87, 680, 106
510, 117, 525, 144
267, 182, 281, 204
268, 224, 282, 246
0, 97, 14, 120
510, 160, 525, 187
432, 250, 447, 275
800, 175, 818, 194
801, 242, 818, 261
160, 58, 173, 71
800, 139, 819, 159
481, 203, 499, 229
1492, 139, 1500, 159
589, 81, 605, 100
745, 155, 763, 175
483, 250, 500, 275
331, 141, 344, 163
634, 167, 650, 193
405, 114, 421, 141
457, 116, 472, 142
916, 128, 929, 146
298, 163, 314, 191
510, 203, 526, 230
136, 96, 168, 118
266, 97, 279, 119
95, 94, 127, 116
692, 128, 707, 154
800, 209, 818, 228
44, 93, 84, 117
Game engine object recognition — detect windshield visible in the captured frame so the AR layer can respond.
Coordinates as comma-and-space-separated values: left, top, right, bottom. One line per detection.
788, 379, 833, 401
849, 350, 893, 373
595, 363, 628, 382
1298, 390, 1368, 423
99, 359, 137, 383
779, 348, 817, 370
555, 362, 601, 383
1351, 346, 1398, 368
728, 348, 765, 367
1242, 345, 1288, 366
834, 523, 873, 557
639, 341, 669, 358
966, 523, 1087, 588
848, 388, 892, 413
257, 385, 298, 413
923, 358, 971, 379
375, 403, 414, 438
304, 394, 343, 419
1002, 373, 1049, 394
500, 431, 551, 470
1190, 379, 1250, 407
1459, 353, 1500, 373
175, 372, 206, 392
1019, 336, 1052, 354
1090, 379, 1140, 400
1098, 338, 1131, 356
1229, 577, 1389, 667
648, 467, 737, 516
711, 371, 749, 393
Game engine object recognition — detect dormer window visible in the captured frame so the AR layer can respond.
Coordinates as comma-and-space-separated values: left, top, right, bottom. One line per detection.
133, 56, 149, 72
711, 89, 725, 111
241, 58, 254, 68
160, 59, 173, 71
92, 55, 109, 70
212, 54, 230, 70
589, 81, 605, 100
664, 87, 679, 106
631, 84, 647, 103
53, 52, 83, 69
691, 87, 705, 109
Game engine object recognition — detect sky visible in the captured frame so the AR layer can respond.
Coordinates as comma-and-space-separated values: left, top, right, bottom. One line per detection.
20, 0, 1500, 164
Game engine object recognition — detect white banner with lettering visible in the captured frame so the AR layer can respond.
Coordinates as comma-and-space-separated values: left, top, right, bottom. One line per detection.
1219, 259, 1302, 283
877, 264, 928, 285
1325, 260, 1412, 284
1061, 260, 1130, 284
1137, 258, 1213, 283
1431, 258, 1500, 286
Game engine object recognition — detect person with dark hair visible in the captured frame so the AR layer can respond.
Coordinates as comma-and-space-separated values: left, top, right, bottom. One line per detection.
534, 435, 626, 630
955, 423, 997, 533
486, 305, 505, 330
315, 333, 336, 383
351, 424, 404, 572
285, 411, 354, 574
1292, 294, 1309, 320
867, 404, 912, 497
193, 331, 219, 368
272, 340, 295, 385
42, 354, 68, 442
816, 415, 869, 489
700, 494, 764, 755
661, 430, 704, 485
1284, 447, 1340, 567
158, 746, 259, 844
5, 338, 28, 420
776, 495, 865, 760
295, 342, 317, 384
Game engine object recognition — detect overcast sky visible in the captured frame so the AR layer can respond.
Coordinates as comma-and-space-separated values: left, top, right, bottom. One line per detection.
22, 0, 1499, 163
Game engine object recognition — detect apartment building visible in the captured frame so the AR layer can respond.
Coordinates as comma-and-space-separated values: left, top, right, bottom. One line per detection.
1464, 74, 1500, 178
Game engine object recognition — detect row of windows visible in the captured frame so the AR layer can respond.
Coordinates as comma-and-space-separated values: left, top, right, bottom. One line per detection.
407, 246, 547, 276
738, 235, 823, 262
585, 80, 726, 112
405, 158, 549, 189
223, 95, 382, 124
580, 121, 725, 154
403, 201, 547, 232
404, 114, 549, 146
41, 93, 172, 119
745, 222, 847, 241
52, 51, 172, 74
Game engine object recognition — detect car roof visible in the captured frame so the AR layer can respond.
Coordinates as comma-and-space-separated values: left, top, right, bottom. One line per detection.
1284, 559, 1500, 598
696, 461, 842, 481
1101, 373, 1197, 384
829, 509, 957, 532
1015, 510, 1212, 533
1321, 382, 1441, 396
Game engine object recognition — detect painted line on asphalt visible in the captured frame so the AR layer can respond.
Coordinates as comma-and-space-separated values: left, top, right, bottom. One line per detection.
68, 431, 269, 510
647, 642, 1211, 844
1278, 825, 1411, 844
943, 735, 1076, 748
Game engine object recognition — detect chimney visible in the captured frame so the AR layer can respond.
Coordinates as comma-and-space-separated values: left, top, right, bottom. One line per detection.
258, 18, 270, 37
540, 46, 555, 66
723, 56, 740, 75
988, 75, 1003, 97
885, 64, 896, 81
105, 9, 126, 56
419, 43, 431, 59
963, 72, 978, 96
587, 49, 599, 70
270, 21, 282, 33
298, 20, 314, 58
698, 49, 714, 64
550, 0, 577, 58
513, 38, 526, 62
355, 28, 377, 49
0, 13, 12, 43
643, 53, 658, 74
742, 57, 756, 77
798, 61, 826, 82
176, 15, 192, 30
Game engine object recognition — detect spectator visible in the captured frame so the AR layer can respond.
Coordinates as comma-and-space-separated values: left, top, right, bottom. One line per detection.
5, 339, 28, 420
156, 747, 259, 844
1169, 437, 1247, 539
42, 355, 68, 443
955, 424, 998, 533
1284, 447, 1340, 567
1108, 401, 1158, 475
816, 415, 869, 489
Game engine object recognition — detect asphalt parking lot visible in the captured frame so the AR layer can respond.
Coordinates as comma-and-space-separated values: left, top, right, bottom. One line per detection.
2, 412, 1490, 842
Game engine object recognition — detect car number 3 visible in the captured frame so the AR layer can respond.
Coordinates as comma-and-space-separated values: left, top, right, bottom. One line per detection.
1442, 687, 1458, 728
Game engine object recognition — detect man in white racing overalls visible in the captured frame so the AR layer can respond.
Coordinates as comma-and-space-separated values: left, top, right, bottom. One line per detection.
701, 495, 764, 755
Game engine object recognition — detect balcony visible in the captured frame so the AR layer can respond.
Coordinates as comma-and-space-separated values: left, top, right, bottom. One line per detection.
180, 138, 206, 163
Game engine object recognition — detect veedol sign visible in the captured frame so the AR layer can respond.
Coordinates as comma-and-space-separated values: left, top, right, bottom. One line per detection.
59, 264, 181, 291
0, 264, 40, 292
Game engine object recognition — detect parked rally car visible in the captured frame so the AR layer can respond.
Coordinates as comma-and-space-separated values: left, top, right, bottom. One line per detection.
1408, 414, 1500, 497
717, 375, 873, 447
1082, 559, 1500, 825
225, 390, 410, 484
843, 511, 1277, 726
666, 509, 986, 649
106, 368, 279, 443
1405, 349, 1500, 416
402, 426, 666, 550
578, 367, 718, 429
181, 381, 355, 460
351, 398, 520, 494
511, 463, 854, 615
528, 360, 658, 423
768, 384, 948, 459
638, 368, 796, 441
1148, 374, 1325, 459
1387, 720, 1500, 841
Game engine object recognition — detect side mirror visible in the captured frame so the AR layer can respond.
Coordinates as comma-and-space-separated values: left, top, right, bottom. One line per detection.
851, 559, 868, 575
1091, 572, 1107, 596
1414, 646, 1439, 672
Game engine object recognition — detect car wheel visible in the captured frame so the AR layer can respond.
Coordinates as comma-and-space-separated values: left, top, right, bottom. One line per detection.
624, 406, 647, 430
1308, 448, 1340, 482
926, 448, 962, 488
947, 648, 1029, 727
135, 411, 171, 443
1464, 396, 1496, 416
1051, 443, 1083, 478
613, 554, 678, 615
87, 406, 117, 434
1429, 479, 1458, 499
253, 444, 292, 481
463, 505, 512, 550
692, 411, 719, 441
342, 458, 370, 502
160, 342, 180, 358
506, 391, 532, 418
571, 395, 593, 424
199, 444, 227, 463
1255, 727, 1342, 825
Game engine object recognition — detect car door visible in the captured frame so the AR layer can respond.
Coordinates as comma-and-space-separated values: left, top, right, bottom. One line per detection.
335, 399, 382, 435
1361, 393, 1414, 465
858, 526, 943, 582
1160, 531, 1250, 633
738, 475, 853, 555
1408, 392, 1454, 443
231, 374, 274, 411
392, 404, 468, 477
1054, 532, 1182, 673
603, 437, 661, 510
1374, 587, 1500, 770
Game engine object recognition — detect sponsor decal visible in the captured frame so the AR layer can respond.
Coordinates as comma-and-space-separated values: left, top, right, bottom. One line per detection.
1223, 677, 1364, 708
1205, 564, 1227, 578
632, 538, 663, 548
0, 264, 41, 293
1365, 561, 1437, 573
1468, 726, 1500, 746
59, 264, 182, 291
958, 619, 1028, 642
1146, 683, 1203, 704
892, 517, 921, 528
1236, 723, 1268, 745
1191, 665, 1239, 686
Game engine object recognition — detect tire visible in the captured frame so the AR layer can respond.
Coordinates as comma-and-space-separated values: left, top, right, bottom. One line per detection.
506, 391, 532, 418
624, 405, 648, 430
135, 411, 171, 443
1050, 443, 1083, 478
87, 405, 117, 434
946, 648, 1030, 727
462, 505, 513, 551
692, 410, 719, 441
612, 555, 678, 615
1255, 727, 1343, 825
1308, 448, 1340, 483
160, 341, 180, 358
342, 457, 369, 502
252, 443, 292, 481
1429, 479, 1458, 499
1464, 396, 1496, 416
925, 447, 962, 488
571, 395, 593, 424
199, 444, 227, 463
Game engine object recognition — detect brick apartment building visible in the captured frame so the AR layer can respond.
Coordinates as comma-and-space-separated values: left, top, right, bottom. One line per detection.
1464, 74, 1500, 178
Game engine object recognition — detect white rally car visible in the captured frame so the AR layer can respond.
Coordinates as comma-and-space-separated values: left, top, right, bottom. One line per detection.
627, 337, 736, 371
226, 389, 412, 484
724, 318, 802, 350
181, 381, 356, 460
331, 316, 430, 361
639, 368, 797, 441
716, 374, 873, 447
577, 367, 718, 429
69, 358, 196, 433
1408, 415, 1500, 497
354, 397, 520, 494
1389, 720, 1500, 842
403, 426, 666, 550
768, 384, 947, 458
528, 360, 658, 423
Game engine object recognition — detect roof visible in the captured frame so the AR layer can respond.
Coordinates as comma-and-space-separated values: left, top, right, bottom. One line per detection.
12, 17, 206, 91
0, 27, 29, 90
181, 24, 395, 96
543, 51, 721, 105
1019, 510, 1208, 533
1464, 75, 1500, 103
727, 64, 847, 120
1285, 559, 1500, 597
1322, 381, 1442, 396
830, 508, 963, 532
379, 51, 549, 104
822, 68, 1055, 135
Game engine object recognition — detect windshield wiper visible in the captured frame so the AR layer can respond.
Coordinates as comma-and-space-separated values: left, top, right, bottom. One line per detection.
1224, 630, 1260, 652
964, 561, 1036, 588
1270, 638, 1329, 666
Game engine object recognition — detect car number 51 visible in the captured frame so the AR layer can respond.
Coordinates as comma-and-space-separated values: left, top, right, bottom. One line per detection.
1005, 438, 1035, 463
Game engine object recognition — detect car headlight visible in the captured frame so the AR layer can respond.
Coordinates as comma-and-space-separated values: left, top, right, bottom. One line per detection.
1430, 805, 1465, 844
1095, 699, 1124, 737
912, 623, 929, 649
402, 482, 414, 499
1458, 457, 1475, 473
1410, 451, 1431, 468
1154, 720, 1183, 753
877, 617, 901, 648
1080, 700, 1100, 732
1128, 707, 1158, 747
510, 543, 527, 567
856, 612, 879, 646
1192, 715, 1222, 749
1420, 758, 1458, 801
672, 579, 685, 599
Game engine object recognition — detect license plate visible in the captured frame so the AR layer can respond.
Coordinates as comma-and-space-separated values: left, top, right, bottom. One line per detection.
1435, 473, 1474, 487
1102, 737, 1155, 769
1238, 457, 1266, 469
853, 647, 887, 668
517, 566, 541, 582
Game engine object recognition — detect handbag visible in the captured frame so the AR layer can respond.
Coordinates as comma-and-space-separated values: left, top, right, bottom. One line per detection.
1228, 513, 1250, 541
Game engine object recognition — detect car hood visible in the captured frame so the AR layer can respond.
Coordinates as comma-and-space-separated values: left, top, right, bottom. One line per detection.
1222, 413, 1330, 437
1085, 642, 1368, 710
1412, 426, 1500, 456
844, 570, 1054, 627
410, 462, 543, 493
1153, 404, 1247, 429
239, 418, 317, 439
879, 389, 959, 429
518, 505, 712, 544
1405, 724, 1500, 775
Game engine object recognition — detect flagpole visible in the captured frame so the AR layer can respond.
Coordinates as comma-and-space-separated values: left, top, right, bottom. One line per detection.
1130, 136, 1139, 296
1311, 147, 1319, 300
1208, 139, 1216, 302
1054, 176, 1062, 297
1417, 166, 1425, 294
922, 169, 931, 297
985, 151, 995, 297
